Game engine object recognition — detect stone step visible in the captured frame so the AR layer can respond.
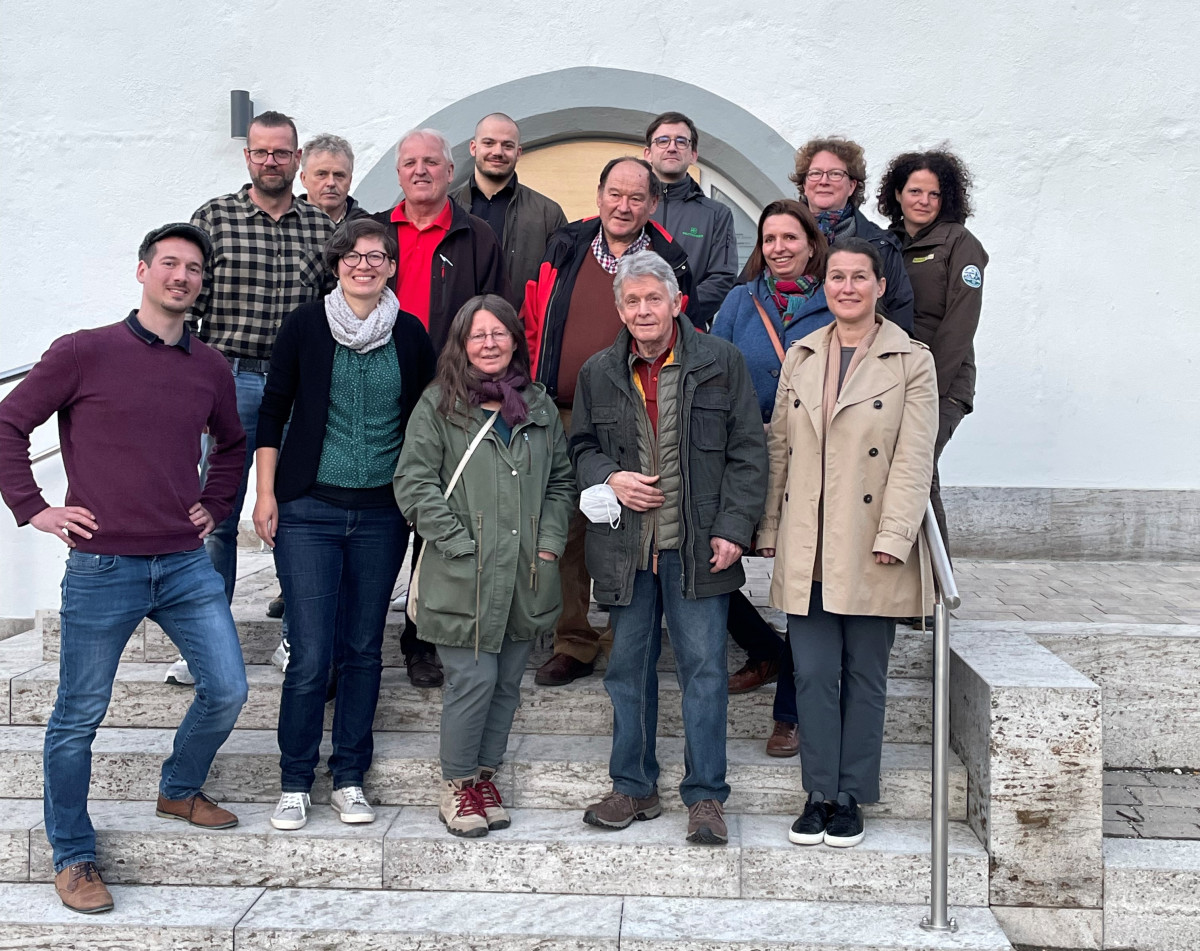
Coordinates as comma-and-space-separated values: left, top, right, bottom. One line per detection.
35, 606, 935, 678
0, 883, 1014, 950
10, 798, 987, 906
0, 726, 963, 820
1103, 838, 1200, 951
8, 662, 934, 744
0, 882, 262, 950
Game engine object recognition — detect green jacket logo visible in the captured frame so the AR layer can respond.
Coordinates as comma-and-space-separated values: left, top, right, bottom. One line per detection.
681, 227, 704, 239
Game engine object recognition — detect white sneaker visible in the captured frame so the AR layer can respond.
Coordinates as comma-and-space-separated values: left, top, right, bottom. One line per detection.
331, 786, 375, 824
270, 792, 310, 830
270, 637, 290, 673
164, 657, 194, 686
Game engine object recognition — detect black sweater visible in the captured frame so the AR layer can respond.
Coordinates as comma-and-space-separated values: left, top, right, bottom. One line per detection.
258, 299, 436, 503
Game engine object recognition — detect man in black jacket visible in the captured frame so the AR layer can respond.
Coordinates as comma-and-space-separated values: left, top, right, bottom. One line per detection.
523, 157, 694, 687
450, 113, 567, 311
370, 128, 512, 686
369, 128, 512, 354
644, 112, 737, 329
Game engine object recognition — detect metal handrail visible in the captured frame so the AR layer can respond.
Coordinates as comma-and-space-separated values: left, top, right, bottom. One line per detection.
920, 498, 958, 934
0, 363, 62, 463
0, 364, 35, 386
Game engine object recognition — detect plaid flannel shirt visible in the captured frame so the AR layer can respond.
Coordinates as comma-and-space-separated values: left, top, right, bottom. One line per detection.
590, 227, 651, 275
188, 185, 335, 359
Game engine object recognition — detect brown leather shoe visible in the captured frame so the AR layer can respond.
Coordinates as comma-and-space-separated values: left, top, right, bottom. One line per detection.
686, 799, 728, 845
406, 650, 444, 688
54, 861, 113, 914
535, 652, 594, 686
156, 791, 238, 829
727, 658, 779, 694
582, 787, 661, 829
765, 720, 800, 757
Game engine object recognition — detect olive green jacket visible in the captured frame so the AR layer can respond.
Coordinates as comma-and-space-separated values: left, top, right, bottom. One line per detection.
393, 382, 575, 653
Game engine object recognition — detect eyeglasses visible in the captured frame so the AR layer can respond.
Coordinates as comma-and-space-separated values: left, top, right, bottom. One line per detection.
467, 330, 511, 345
247, 149, 295, 164
650, 135, 692, 150
806, 168, 851, 182
341, 250, 389, 268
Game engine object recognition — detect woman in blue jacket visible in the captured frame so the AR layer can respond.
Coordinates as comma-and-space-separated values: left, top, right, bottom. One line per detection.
711, 198, 832, 756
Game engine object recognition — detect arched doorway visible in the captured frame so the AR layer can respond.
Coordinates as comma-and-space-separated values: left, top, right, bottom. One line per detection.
354, 66, 795, 269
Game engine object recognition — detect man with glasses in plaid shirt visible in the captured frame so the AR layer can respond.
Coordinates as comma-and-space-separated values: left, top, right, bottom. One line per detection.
166, 111, 335, 685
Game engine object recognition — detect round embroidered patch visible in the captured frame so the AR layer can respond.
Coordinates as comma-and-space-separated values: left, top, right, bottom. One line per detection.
961, 265, 983, 288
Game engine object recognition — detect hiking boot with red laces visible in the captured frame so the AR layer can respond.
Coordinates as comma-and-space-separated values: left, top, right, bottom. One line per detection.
582, 787, 661, 830
686, 798, 728, 845
476, 767, 510, 830
439, 778, 489, 837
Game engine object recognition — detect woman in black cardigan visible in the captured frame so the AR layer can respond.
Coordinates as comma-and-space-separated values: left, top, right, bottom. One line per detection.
253, 218, 435, 831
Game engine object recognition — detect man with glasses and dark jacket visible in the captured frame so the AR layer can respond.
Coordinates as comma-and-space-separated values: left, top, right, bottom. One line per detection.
643, 112, 738, 329
170, 111, 335, 687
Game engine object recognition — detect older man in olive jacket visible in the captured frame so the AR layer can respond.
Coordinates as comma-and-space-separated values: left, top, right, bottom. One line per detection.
569, 250, 766, 846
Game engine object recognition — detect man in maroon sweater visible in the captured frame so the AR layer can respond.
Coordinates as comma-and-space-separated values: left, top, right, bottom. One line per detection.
0, 224, 248, 915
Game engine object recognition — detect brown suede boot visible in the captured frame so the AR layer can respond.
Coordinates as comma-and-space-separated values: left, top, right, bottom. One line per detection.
54, 861, 113, 914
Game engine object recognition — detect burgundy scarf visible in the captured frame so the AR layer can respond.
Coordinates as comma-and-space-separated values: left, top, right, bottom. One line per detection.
466, 366, 530, 426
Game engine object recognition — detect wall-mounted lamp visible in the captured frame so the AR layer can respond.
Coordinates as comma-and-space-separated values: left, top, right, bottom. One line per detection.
230, 90, 254, 139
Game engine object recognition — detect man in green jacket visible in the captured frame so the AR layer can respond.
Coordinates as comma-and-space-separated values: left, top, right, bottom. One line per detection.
570, 250, 766, 846
450, 113, 567, 312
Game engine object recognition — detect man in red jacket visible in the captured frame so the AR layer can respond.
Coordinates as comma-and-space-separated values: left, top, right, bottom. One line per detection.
0, 224, 248, 915
522, 157, 695, 687
371, 128, 512, 687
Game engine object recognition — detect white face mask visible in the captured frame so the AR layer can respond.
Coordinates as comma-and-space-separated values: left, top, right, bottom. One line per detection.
579, 483, 621, 529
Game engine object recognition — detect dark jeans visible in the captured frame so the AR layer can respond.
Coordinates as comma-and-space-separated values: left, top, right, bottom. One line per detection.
401, 533, 438, 659
788, 581, 895, 803
931, 396, 966, 558
274, 495, 407, 792
46, 549, 246, 871
772, 633, 798, 725
727, 587, 784, 664
201, 363, 265, 604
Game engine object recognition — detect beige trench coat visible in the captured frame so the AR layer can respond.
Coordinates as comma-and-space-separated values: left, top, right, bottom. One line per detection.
756, 318, 938, 618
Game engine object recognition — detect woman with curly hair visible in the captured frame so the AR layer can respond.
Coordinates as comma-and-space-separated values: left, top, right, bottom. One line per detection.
876, 149, 988, 563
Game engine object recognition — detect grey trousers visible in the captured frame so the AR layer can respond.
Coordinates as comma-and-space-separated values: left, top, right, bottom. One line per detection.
438, 632, 535, 780
788, 582, 896, 803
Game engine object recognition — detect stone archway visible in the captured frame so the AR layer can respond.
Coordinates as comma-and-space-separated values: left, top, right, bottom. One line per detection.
353, 67, 795, 213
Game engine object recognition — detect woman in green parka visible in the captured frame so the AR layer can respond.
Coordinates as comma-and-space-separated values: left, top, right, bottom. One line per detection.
394, 294, 575, 838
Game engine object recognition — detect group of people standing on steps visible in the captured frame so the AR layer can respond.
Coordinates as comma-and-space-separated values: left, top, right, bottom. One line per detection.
0, 104, 986, 914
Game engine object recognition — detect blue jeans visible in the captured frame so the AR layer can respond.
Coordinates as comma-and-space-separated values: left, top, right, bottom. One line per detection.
273, 495, 408, 792
45, 549, 247, 872
605, 549, 730, 805
202, 365, 265, 603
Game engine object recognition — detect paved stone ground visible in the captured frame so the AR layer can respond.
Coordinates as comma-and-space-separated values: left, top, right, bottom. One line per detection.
1104, 769, 1200, 840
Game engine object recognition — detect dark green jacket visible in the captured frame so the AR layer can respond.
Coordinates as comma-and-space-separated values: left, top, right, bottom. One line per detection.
569, 317, 767, 605
394, 383, 575, 653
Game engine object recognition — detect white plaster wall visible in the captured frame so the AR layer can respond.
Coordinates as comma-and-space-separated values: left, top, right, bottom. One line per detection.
1, 0, 1197, 612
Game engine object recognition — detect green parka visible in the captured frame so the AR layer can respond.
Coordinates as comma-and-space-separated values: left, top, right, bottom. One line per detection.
393, 382, 575, 654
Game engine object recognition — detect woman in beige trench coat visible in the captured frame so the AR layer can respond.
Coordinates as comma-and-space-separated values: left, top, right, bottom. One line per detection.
756, 237, 938, 849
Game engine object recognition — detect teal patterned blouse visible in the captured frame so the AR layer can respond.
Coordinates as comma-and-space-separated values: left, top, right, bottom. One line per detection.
316, 338, 404, 488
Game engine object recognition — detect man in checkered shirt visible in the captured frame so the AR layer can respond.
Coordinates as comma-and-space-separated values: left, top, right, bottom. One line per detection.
173, 111, 334, 684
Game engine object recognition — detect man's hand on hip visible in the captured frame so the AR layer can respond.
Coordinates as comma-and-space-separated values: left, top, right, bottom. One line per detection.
30, 506, 98, 548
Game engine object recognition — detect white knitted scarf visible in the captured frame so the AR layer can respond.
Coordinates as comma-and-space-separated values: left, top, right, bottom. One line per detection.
324, 285, 399, 353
